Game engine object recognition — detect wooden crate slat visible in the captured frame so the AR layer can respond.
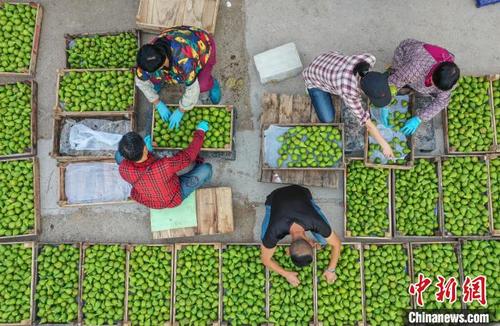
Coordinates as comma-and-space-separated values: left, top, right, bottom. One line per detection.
277, 94, 294, 124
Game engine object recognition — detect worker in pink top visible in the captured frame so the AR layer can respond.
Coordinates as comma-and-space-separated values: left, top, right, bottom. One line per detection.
388, 39, 460, 135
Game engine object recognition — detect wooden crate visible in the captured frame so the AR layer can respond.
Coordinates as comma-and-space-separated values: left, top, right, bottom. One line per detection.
64, 30, 141, 69
172, 243, 222, 326
392, 156, 444, 239
136, 0, 220, 34
54, 68, 137, 117
259, 93, 341, 189
58, 159, 133, 207
443, 75, 498, 154
124, 244, 174, 326
0, 157, 41, 241
362, 242, 414, 324
0, 80, 37, 160
80, 243, 127, 326
440, 155, 493, 238
0, 241, 36, 326
261, 122, 346, 171
315, 242, 365, 326
487, 154, 499, 236
32, 242, 83, 326
51, 111, 136, 161
0, 2, 43, 78
364, 95, 416, 170
151, 104, 234, 152
344, 158, 393, 240
409, 241, 465, 310
152, 187, 233, 240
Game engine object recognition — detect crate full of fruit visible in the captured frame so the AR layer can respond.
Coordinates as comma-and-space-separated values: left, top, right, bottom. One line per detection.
262, 123, 345, 170
152, 105, 233, 152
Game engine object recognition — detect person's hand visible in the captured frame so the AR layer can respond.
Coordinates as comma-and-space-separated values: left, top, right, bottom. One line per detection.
155, 101, 171, 122
323, 270, 337, 284
196, 120, 210, 133
401, 117, 421, 136
285, 271, 300, 287
168, 109, 185, 130
380, 107, 391, 128
381, 142, 395, 158
144, 135, 153, 152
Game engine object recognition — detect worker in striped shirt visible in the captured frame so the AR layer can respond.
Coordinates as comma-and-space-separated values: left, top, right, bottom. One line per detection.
303, 52, 395, 158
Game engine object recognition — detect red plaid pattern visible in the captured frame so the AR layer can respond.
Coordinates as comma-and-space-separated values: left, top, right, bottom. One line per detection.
303, 51, 376, 125
119, 130, 205, 209
388, 39, 453, 122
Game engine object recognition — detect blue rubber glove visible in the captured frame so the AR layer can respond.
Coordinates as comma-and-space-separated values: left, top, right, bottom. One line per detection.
144, 135, 153, 152
168, 109, 185, 130
401, 117, 422, 136
155, 101, 171, 122
381, 107, 391, 128
197, 120, 210, 133
114, 150, 124, 165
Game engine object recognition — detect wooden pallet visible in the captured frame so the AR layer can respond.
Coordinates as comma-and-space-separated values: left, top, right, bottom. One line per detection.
152, 187, 233, 239
259, 93, 341, 189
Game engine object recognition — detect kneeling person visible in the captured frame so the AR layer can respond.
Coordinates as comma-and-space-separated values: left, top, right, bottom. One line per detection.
260, 185, 341, 287
116, 121, 212, 209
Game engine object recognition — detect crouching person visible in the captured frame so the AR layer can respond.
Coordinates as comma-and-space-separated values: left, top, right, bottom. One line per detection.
115, 121, 212, 208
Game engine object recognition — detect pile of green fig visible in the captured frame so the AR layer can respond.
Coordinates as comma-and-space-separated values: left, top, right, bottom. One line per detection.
67, 32, 137, 68
128, 245, 172, 325
268, 246, 313, 325
364, 244, 411, 325
276, 125, 342, 168
0, 82, 32, 155
395, 159, 439, 236
447, 76, 494, 152
0, 243, 32, 323
58, 70, 134, 112
0, 159, 35, 237
222, 245, 266, 325
175, 245, 219, 324
82, 245, 126, 326
317, 245, 363, 325
36, 244, 79, 324
494, 79, 499, 140
0, 3, 37, 73
491, 157, 499, 230
412, 243, 462, 309
442, 156, 489, 235
154, 107, 232, 149
346, 161, 389, 237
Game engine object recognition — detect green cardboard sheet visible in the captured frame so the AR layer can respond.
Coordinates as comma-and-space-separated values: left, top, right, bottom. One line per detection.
150, 192, 197, 231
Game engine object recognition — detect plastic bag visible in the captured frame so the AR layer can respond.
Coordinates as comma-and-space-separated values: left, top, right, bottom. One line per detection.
69, 123, 123, 151
476, 0, 500, 7
65, 162, 131, 204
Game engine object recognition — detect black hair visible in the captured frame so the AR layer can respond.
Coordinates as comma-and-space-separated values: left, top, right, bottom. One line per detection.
290, 239, 313, 267
118, 132, 145, 162
353, 61, 370, 77
137, 44, 167, 73
432, 62, 460, 91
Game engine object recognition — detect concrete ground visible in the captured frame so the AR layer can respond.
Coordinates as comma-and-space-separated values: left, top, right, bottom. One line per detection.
3, 0, 498, 244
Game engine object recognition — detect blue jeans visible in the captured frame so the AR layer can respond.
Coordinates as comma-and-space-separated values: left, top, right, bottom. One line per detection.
307, 88, 335, 123
179, 163, 213, 199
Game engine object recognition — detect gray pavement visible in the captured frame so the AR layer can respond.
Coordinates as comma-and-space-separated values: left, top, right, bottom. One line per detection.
2, 0, 498, 244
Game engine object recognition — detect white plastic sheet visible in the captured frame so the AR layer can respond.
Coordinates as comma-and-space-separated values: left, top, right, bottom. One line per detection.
69, 123, 123, 151
65, 162, 131, 204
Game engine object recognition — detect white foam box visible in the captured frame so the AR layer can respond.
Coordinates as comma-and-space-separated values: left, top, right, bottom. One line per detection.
253, 42, 303, 84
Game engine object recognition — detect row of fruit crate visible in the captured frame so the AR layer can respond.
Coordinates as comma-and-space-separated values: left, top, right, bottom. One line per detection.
344, 154, 499, 239
0, 240, 497, 325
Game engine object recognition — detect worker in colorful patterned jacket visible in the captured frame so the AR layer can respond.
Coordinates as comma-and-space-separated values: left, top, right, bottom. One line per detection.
114, 121, 212, 209
388, 39, 460, 135
303, 52, 395, 158
135, 25, 221, 130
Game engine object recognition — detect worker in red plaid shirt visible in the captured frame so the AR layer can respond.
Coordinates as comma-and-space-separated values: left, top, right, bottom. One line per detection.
303, 52, 395, 158
115, 121, 212, 209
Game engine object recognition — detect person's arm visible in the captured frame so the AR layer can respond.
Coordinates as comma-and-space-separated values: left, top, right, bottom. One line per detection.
135, 76, 160, 104
417, 90, 451, 122
366, 120, 395, 158
260, 245, 300, 287
179, 79, 200, 111
158, 129, 205, 174
322, 232, 342, 284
